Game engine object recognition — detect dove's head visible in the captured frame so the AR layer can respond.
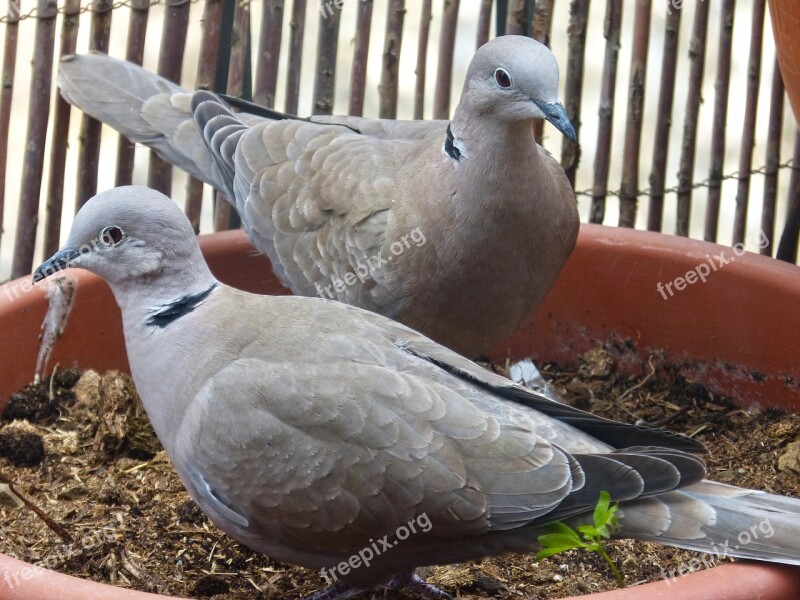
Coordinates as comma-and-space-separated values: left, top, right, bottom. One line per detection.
34, 186, 210, 289
461, 35, 576, 143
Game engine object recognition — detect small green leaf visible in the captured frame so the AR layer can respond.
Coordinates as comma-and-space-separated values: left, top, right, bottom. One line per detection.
576, 525, 597, 544
607, 505, 619, 531
594, 491, 611, 528
536, 546, 571, 560
535, 490, 625, 587
544, 522, 584, 545
549, 522, 583, 538
538, 533, 584, 551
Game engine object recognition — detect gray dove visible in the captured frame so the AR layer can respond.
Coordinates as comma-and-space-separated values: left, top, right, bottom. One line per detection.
57, 35, 579, 358
34, 186, 800, 599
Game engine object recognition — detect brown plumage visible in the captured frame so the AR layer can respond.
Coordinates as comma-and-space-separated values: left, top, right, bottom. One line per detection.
58, 36, 579, 358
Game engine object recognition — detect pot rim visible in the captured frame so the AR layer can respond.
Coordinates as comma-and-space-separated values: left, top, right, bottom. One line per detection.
1, 225, 798, 599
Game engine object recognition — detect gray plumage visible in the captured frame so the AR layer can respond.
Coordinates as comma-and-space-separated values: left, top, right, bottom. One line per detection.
57, 35, 580, 358
34, 187, 800, 599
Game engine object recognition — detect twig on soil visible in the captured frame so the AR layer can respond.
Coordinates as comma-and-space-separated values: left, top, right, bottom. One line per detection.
688, 423, 712, 438
4, 480, 73, 542
620, 355, 656, 399
651, 404, 691, 427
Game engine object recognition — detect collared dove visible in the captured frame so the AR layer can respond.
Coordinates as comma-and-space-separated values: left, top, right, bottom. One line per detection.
34, 186, 800, 600
57, 35, 580, 358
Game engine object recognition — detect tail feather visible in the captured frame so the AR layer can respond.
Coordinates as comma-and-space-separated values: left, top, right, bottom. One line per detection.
618, 480, 800, 565
549, 447, 705, 521
57, 53, 227, 190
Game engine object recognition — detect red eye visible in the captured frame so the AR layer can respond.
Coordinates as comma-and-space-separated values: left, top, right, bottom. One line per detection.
495, 68, 512, 88
100, 226, 125, 247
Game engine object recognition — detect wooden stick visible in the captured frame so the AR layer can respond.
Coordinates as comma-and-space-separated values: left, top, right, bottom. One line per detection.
215, 0, 250, 231
646, 6, 681, 231
675, 0, 710, 237
43, 0, 82, 259
75, 0, 113, 211
7, 480, 73, 543
0, 0, 20, 260
313, 0, 342, 115
379, 0, 406, 119
618, 0, 652, 228
505, 0, 526, 35
349, 0, 374, 116
148, 0, 191, 197
590, 0, 622, 224
477, 0, 492, 49
704, 0, 735, 242
433, 0, 460, 119
186, 0, 224, 232
414, 0, 432, 120
561, 0, 589, 187
760, 59, 784, 256
531, 0, 555, 143
732, 0, 766, 245
532, 0, 555, 46
284, 0, 307, 115
11, 0, 57, 278
255, 0, 284, 107
776, 131, 800, 262
114, 0, 150, 188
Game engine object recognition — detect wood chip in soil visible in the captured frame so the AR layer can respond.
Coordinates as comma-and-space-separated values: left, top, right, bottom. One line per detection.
1, 348, 798, 599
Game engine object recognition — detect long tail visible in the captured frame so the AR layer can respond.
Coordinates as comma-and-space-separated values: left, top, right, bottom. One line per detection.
617, 480, 800, 565
57, 52, 233, 192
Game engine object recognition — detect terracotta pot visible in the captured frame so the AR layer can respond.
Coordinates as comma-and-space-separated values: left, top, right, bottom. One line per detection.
493, 225, 800, 411
1, 224, 799, 599
769, 0, 800, 124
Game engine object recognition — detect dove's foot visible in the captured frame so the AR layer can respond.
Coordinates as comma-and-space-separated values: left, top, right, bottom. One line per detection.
387, 571, 453, 599
302, 581, 365, 600
301, 571, 451, 600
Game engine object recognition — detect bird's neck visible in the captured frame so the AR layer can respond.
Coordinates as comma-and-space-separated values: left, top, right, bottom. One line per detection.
106, 260, 220, 457
108, 257, 218, 323
449, 110, 542, 183
441, 113, 549, 233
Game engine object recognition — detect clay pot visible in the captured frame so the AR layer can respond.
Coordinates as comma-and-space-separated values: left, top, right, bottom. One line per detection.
1, 225, 799, 599
769, 0, 800, 124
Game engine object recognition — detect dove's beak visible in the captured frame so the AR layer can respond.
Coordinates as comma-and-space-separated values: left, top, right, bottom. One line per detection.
33, 247, 81, 283
535, 100, 577, 145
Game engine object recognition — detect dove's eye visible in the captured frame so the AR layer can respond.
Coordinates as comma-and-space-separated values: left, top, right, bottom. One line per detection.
494, 68, 512, 89
99, 226, 125, 248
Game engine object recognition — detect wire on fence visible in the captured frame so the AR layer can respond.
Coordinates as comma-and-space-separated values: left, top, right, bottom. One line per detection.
0, 0, 199, 23
575, 159, 799, 200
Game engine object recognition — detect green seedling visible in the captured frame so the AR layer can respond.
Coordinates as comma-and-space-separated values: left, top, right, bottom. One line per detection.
535, 491, 624, 588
